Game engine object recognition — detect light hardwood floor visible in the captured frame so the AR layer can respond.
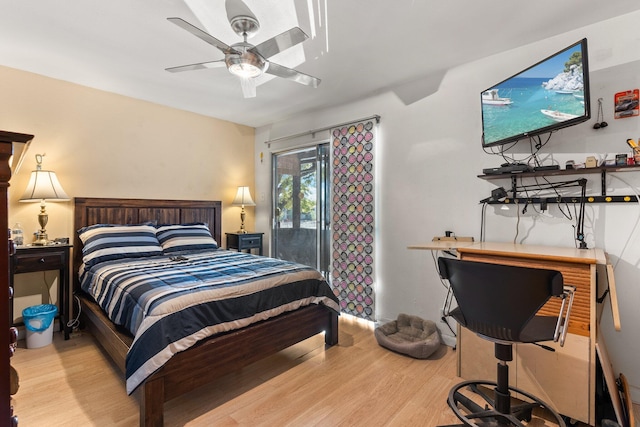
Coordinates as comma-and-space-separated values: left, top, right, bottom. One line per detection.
10, 317, 638, 426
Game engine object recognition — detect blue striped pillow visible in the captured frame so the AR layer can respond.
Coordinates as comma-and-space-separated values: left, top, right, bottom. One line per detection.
78, 224, 163, 267
156, 223, 218, 253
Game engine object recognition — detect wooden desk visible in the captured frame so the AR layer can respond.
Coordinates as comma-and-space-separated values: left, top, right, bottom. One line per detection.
409, 241, 619, 425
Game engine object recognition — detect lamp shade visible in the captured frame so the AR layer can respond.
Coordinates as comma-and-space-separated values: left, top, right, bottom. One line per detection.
231, 186, 256, 207
19, 169, 69, 202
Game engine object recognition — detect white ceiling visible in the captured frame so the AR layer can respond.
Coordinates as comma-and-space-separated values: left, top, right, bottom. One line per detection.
2, 1, 640, 128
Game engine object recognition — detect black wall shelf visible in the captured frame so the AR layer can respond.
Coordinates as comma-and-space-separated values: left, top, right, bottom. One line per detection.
479, 164, 640, 203
486, 195, 638, 205
478, 164, 640, 181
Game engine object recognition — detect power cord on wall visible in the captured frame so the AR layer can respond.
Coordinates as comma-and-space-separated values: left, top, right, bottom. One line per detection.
480, 202, 488, 242
513, 199, 520, 244
482, 133, 554, 165
41, 273, 83, 333
66, 294, 82, 332
430, 250, 457, 338
41, 271, 54, 305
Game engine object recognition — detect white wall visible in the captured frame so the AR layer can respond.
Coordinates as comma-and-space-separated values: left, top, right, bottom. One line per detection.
255, 11, 640, 402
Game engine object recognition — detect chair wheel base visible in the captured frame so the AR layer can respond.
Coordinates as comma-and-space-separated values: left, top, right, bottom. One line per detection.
447, 380, 566, 426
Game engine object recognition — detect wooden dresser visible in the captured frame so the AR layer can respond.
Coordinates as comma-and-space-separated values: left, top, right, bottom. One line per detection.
1, 130, 34, 427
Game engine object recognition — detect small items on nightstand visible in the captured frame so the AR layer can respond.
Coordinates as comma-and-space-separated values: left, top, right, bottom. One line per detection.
10, 223, 24, 246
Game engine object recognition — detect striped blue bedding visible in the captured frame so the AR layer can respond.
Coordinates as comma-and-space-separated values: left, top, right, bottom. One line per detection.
79, 249, 340, 394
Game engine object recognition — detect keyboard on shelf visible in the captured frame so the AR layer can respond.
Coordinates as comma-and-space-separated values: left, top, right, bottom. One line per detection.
482, 163, 532, 175
533, 165, 560, 171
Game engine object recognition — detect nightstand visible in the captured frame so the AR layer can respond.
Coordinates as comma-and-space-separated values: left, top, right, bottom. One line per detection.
226, 232, 264, 256
10, 244, 72, 340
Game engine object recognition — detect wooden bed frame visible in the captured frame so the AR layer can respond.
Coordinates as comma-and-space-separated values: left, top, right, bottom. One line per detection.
72, 197, 339, 427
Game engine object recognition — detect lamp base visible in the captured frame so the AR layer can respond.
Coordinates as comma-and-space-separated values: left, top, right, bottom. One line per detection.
238, 208, 248, 234
34, 206, 50, 245
33, 231, 48, 246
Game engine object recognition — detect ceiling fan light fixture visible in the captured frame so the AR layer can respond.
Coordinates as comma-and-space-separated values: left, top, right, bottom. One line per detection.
226, 48, 266, 79
228, 62, 262, 78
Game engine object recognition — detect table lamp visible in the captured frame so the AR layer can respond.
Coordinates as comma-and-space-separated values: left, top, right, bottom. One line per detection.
19, 154, 70, 245
231, 186, 255, 234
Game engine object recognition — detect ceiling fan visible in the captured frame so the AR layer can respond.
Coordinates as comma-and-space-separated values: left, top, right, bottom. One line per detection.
166, 0, 320, 98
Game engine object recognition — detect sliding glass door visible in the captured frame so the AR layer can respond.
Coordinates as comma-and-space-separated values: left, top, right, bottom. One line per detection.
272, 144, 330, 276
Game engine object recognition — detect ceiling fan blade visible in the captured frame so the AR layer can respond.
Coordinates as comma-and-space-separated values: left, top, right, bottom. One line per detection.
265, 62, 321, 88
250, 27, 309, 59
239, 77, 257, 98
165, 60, 226, 73
167, 17, 237, 54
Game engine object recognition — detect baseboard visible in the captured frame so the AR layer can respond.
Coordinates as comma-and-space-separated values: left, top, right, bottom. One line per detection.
374, 317, 394, 328
630, 383, 639, 405
440, 334, 457, 348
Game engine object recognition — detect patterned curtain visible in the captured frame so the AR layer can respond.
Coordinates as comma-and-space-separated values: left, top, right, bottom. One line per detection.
330, 119, 376, 320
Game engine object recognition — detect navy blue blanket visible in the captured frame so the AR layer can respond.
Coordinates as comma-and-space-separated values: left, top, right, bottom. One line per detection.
79, 249, 339, 393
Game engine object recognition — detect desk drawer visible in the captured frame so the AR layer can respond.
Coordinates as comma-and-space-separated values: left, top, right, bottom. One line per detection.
14, 251, 65, 273
239, 236, 261, 248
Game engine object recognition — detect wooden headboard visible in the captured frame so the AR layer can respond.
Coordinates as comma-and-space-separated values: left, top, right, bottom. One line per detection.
72, 197, 222, 293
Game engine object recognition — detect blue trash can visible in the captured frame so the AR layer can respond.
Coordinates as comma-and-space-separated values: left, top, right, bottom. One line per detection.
22, 304, 58, 349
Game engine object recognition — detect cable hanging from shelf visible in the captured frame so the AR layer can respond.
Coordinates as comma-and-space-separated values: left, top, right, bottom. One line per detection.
481, 178, 590, 248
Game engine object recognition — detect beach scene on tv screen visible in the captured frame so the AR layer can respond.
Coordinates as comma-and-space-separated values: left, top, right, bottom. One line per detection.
482, 43, 586, 146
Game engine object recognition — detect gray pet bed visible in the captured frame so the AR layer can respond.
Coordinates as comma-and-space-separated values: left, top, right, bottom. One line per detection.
374, 313, 441, 359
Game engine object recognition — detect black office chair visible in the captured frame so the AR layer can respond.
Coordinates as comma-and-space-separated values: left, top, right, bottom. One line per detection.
438, 257, 576, 427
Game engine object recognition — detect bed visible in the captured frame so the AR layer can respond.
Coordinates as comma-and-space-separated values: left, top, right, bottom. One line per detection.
72, 197, 339, 427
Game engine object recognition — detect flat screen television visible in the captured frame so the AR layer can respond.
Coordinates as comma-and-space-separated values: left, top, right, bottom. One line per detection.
481, 38, 590, 148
